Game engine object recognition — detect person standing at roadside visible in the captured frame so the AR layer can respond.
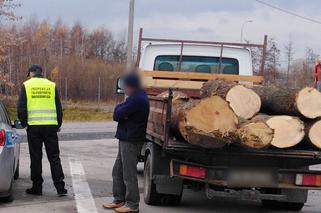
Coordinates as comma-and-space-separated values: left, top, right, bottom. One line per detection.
17, 65, 67, 196
314, 59, 321, 91
103, 72, 149, 213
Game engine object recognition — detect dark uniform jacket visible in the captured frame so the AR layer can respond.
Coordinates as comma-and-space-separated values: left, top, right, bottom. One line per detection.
17, 78, 63, 128
114, 89, 150, 142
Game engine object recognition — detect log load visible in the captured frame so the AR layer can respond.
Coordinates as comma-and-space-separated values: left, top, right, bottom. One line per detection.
158, 91, 274, 149
307, 120, 321, 149
158, 91, 239, 148
253, 115, 305, 148
201, 79, 261, 119
251, 86, 321, 119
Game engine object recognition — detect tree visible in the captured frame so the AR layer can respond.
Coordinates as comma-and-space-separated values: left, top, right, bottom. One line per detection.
70, 21, 85, 56
245, 39, 261, 74
284, 36, 295, 86
0, 0, 20, 94
87, 26, 113, 60
265, 38, 281, 84
0, 0, 19, 22
304, 47, 319, 86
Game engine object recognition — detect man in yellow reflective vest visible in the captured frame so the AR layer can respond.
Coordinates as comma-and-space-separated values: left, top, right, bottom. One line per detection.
17, 65, 67, 196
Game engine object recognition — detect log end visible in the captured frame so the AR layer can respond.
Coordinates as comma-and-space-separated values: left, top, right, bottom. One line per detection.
226, 85, 261, 119
182, 96, 238, 134
237, 121, 274, 149
267, 116, 305, 148
297, 87, 321, 119
309, 120, 321, 149
179, 96, 239, 148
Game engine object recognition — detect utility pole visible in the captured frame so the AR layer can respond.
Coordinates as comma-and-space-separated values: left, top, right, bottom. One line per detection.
126, 0, 135, 70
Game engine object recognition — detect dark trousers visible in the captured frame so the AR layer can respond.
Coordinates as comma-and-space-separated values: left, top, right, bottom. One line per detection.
112, 140, 143, 209
27, 125, 65, 189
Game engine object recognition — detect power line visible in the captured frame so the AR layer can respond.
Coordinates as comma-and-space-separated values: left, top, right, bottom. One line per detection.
255, 0, 321, 25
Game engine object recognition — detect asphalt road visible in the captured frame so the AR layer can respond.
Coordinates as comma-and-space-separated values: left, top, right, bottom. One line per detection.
1, 122, 321, 213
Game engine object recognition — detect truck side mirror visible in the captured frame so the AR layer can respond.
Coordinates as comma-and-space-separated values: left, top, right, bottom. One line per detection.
116, 78, 124, 94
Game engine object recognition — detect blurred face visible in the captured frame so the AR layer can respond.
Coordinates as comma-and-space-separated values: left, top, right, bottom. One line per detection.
29, 72, 36, 77
124, 85, 135, 96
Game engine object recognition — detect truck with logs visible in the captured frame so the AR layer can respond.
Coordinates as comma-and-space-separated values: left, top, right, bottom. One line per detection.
117, 28, 321, 211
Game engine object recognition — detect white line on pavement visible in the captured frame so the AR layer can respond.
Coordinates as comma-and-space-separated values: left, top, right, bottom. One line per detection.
69, 157, 98, 213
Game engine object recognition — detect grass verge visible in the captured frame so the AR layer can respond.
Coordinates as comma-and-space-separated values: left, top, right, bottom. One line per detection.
7, 106, 113, 122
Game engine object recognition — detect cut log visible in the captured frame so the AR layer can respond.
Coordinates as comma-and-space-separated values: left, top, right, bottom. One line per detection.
237, 120, 274, 149
173, 96, 239, 148
253, 115, 305, 148
251, 86, 321, 119
201, 79, 261, 119
307, 120, 321, 149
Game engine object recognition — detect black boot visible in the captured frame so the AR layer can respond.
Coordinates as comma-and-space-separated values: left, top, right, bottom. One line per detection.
57, 187, 68, 197
26, 187, 42, 195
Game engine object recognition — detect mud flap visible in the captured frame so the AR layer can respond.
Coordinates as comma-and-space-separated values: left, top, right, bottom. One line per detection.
154, 175, 183, 195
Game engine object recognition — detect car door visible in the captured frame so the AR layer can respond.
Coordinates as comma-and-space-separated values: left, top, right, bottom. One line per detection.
0, 102, 20, 173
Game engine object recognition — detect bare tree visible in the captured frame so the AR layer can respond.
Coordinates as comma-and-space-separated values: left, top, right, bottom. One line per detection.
265, 38, 281, 84
284, 36, 295, 86
0, 0, 20, 94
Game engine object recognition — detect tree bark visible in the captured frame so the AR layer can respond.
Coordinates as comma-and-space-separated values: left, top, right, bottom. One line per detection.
251, 86, 321, 119
201, 79, 261, 119
252, 114, 305, 148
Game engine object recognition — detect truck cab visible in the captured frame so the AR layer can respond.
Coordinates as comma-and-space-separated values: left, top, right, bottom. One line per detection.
140, 43, 253, 76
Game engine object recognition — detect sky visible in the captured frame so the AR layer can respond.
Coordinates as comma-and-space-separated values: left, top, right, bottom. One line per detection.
16, 0, 321, 63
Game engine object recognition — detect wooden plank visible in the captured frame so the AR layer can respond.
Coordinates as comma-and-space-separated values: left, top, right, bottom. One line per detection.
144, 79, 205, 90
146, 88, 201, 98
140, 70, 264, 83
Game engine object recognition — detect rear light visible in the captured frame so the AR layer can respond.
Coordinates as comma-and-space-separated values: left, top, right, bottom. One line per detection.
296, 174, 321, 187
0, 130, 6, 147
179, 164, 206, 179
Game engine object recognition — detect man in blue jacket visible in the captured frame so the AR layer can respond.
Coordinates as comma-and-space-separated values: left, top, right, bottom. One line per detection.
103, 72, 149, 213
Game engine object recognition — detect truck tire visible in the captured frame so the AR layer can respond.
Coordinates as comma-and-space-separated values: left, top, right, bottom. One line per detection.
262, 200, 304, 211
144, 154, 183, 206
144, 154, 161, 205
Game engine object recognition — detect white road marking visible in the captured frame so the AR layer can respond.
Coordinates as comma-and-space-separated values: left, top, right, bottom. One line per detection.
69, 157, 98, 213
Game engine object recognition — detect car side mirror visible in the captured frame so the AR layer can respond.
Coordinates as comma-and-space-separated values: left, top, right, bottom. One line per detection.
116, 78, 124, 94
13, 120, 24, 129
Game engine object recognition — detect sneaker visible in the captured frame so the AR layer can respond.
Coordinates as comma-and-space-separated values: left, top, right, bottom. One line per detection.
57, 188, 68, 196
115, 206, 139, 213
102, 201, 124, 209
26, 187, 42, 195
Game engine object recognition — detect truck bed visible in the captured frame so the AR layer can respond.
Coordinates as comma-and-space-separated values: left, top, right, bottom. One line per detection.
147, 93, 321, 165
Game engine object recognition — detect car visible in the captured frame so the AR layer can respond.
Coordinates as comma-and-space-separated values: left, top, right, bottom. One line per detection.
0, 101, 22, 202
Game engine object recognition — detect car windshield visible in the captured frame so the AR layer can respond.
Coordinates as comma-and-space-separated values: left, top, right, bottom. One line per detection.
154, 55, 239, 74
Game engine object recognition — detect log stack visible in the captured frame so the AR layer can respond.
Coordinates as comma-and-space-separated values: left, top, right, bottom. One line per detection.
156, 79, 321, 150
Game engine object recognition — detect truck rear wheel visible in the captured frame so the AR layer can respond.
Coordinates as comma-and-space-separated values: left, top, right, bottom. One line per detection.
262, 200, 304, 211
144, 154, 161, 205
144, 154, 183, 206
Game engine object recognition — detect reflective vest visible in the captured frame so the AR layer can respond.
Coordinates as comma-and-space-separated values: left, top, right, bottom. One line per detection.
23, 78, 58, 125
